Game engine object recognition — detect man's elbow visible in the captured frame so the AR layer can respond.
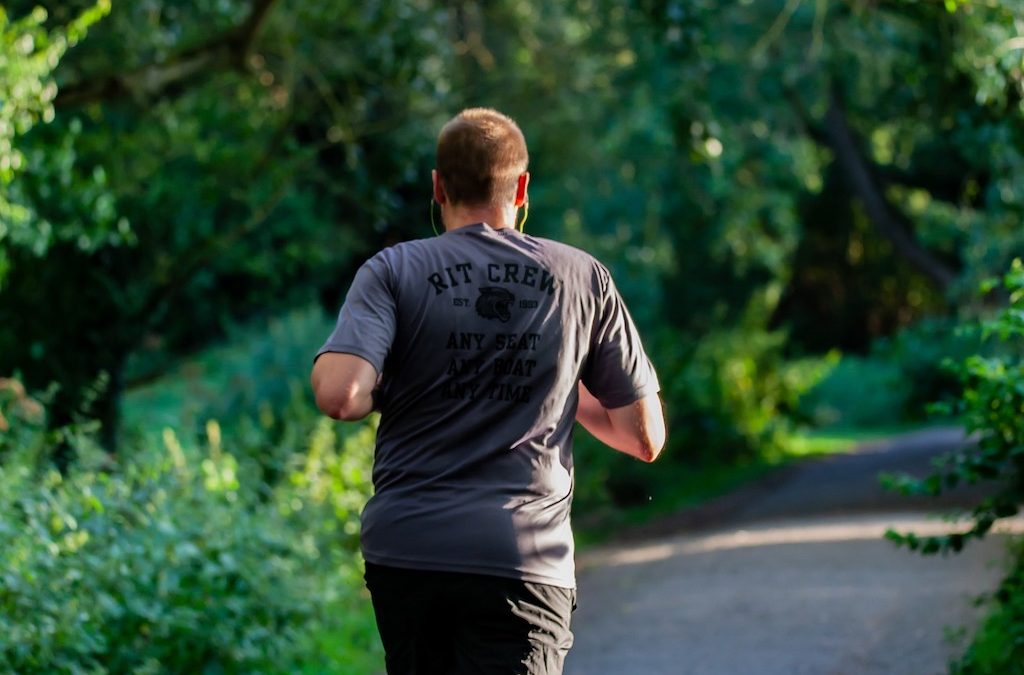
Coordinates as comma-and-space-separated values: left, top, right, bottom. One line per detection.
645, 400, 668, 462
636, 417, 667, 463
609, 396, 666, 463
635, 434, 665, 463
314, 386, 367, 422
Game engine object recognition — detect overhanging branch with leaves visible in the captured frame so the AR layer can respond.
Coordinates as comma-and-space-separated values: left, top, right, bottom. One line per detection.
54, 0, 282, 108
787, 85, 959, 291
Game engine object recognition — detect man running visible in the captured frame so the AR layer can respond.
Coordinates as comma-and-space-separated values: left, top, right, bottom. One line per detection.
312, 107, 665, 675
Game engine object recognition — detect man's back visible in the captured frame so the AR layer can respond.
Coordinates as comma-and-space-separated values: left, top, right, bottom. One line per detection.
311, 107, 664, 675
317, 222, 659, 588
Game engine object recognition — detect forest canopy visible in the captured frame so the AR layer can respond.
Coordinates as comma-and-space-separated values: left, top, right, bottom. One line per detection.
3, 0, 1022, 452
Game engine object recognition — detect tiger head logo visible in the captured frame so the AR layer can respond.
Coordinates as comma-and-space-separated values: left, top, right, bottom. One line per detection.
475, 287, 515, 323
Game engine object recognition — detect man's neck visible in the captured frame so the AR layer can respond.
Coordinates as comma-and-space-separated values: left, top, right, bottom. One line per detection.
443, 202, 517, 232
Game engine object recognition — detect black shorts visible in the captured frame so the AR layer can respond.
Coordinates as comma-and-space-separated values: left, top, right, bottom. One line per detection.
364, 562, 576, 675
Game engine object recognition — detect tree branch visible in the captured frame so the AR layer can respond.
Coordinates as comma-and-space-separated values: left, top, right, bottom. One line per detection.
787, 86, 982, 208
798, 87, 957, 290
55, 0, 282, 108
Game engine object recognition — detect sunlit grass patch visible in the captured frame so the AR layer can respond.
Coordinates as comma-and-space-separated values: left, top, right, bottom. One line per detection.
783, 424, 939, 458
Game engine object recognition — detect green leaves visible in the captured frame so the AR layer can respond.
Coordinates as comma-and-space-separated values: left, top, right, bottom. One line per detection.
0, 3, 111, 286
886, 258, 1024, 555
0, 372, 378, 673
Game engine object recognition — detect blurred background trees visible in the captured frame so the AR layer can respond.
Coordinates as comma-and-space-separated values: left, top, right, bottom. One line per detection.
1, 0, 1022, 671
2, 0, 1021, 454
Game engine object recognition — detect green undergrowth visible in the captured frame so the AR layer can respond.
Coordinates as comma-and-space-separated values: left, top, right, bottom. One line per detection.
0, 412, 383, 674
0, 308, 389, 674
296, 565, 383, 675
797, 319, 977, 430
123, 306, 334, 442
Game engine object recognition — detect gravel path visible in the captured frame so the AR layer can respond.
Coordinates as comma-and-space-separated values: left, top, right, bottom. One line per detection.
565, 428, 1019, 675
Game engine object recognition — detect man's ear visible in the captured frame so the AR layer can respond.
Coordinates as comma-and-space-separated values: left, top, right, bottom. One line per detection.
432, 169, 447, 205
514, 172, 530, 207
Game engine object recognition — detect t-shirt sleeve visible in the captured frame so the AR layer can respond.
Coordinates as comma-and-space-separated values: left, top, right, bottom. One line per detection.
314, 252, 396, 374
580, 266, 660, 409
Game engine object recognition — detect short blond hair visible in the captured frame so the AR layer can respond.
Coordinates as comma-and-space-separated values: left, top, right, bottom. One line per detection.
436, 108, 529, 207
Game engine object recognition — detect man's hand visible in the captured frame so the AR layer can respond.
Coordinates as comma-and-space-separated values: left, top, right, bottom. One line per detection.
311, 352, 379, 421
575, 382, 666, 462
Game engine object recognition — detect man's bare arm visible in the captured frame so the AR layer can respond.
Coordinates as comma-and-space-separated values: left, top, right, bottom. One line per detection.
311, 352, 378, 421
576, 382, 666, 462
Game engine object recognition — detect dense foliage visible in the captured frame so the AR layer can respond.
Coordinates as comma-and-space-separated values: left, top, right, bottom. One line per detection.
883, 259, 1024, 673
2, 0, 1023, 456
885, 259, 1024, 554
0, 373, 380, 673
0, 2, 109, 279
3, 0, 1024, 669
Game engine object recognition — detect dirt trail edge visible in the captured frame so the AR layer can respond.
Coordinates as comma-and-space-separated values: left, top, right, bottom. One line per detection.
565, 427, 1020, 675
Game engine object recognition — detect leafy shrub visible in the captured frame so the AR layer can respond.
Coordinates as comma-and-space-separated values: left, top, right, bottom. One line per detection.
0, 376, 379, 674
876, 259, 1024, 675
573, 322, 832, 512
878, 316, 982, 421
884, 259, 1024, 554
799, 314, 981, 430
797, 354, 907, 428
658, 325, 833, 464
122, 307, 334, 441
277, 414, 377, 558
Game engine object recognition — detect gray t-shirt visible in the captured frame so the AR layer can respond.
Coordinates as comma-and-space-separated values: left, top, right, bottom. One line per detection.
316, 222, 658, 588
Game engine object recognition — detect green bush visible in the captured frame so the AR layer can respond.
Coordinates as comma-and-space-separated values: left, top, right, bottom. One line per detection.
0, 376, 380, 674
885, 258, 1024, 554
798, 315, 981, 431
661, 326, 834, 463
122, 307, 335, 442
875, 260, 1024, 675
879, 316, 982, 421
573, 321, 832, 513
798, 354, 907, 429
